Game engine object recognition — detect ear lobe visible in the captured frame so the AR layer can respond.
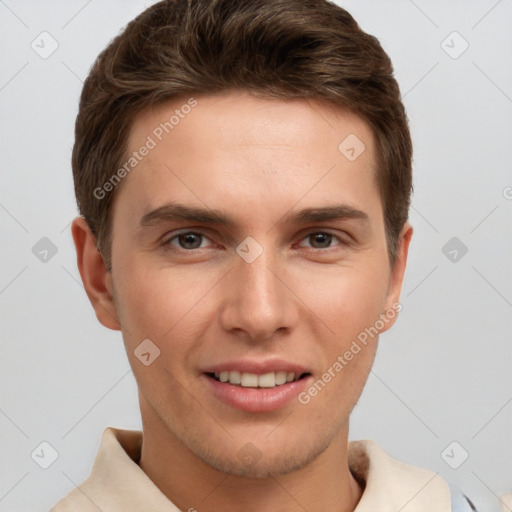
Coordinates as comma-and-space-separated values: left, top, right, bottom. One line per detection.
71, 216, 121, 331
380, 222, 413, 333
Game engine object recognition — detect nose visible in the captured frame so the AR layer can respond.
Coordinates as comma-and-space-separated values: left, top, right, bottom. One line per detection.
219, 246, 299, 342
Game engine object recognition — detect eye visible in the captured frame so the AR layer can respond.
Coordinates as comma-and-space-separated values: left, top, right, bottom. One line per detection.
298, 232, 343, 249
165, 231, 212, 250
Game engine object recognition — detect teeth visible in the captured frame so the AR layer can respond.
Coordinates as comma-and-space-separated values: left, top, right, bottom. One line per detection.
275, 371, 287, 385
213, 371, 300, 388
241, 372, 259, 387
258, 372, 275, 388
229, 370, 241, 384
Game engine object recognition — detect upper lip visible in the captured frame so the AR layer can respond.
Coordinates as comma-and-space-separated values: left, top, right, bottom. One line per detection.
201, 358, 311, 375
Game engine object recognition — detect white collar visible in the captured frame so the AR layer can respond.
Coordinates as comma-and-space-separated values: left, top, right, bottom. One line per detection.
51, 427, 451, 511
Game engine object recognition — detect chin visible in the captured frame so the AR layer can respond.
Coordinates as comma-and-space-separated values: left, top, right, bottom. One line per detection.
187, 430, 335, 478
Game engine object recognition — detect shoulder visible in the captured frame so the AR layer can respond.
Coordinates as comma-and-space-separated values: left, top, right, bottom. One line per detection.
49, 492, 99, 512
348, 439, 478, 511
48, 427, 165, 512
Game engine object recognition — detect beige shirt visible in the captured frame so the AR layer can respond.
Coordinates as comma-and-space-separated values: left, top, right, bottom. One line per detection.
51, 427, 453, 511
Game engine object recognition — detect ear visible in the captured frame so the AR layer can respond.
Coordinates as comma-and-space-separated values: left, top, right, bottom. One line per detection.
71, 216, 121, 331
379, 221, 413, 333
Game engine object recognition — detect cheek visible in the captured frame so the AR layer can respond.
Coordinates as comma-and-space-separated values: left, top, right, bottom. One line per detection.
295, 263, 390, 338
113, 262, 219, 367
296, 269, 383, 418
116, 264, 194, 328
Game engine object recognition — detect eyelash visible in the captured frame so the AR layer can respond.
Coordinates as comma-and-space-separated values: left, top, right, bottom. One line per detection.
162, 230, 347, 253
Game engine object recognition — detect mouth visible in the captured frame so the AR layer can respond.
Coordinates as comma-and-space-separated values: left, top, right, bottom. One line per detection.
202, 365, 313, 413
206, 370, 310, 388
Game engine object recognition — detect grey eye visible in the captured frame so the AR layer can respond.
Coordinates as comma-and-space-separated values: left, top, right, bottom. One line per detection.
175, 232, 204, 249
308, 233, 333, 248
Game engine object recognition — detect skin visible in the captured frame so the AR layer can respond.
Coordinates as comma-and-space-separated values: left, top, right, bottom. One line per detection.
72, 91, 413, 512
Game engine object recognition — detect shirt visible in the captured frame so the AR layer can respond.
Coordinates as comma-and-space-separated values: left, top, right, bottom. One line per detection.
50, 427, 470, 511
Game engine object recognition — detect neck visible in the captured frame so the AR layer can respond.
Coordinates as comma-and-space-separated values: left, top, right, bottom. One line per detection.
138, 401, 363, 512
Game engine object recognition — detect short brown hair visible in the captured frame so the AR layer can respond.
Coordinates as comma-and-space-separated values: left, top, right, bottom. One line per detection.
73, 0, 412, 271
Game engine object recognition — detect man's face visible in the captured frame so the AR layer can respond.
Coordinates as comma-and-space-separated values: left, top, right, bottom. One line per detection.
101, 92, 410, 476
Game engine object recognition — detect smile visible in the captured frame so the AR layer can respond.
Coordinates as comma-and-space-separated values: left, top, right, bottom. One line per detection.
208, 371, 307, 388
202, 368, 312, 412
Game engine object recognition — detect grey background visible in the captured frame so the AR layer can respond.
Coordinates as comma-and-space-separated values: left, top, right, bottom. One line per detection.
1, 0, 511, 510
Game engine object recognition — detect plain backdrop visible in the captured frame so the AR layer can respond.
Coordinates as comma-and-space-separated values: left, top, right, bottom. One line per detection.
1, 1, 511, 511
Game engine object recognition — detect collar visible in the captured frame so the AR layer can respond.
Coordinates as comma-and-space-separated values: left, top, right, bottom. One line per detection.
52, 427, 451, 511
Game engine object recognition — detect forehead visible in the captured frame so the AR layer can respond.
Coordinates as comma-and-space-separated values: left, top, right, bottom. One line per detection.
112, 91, 380, 228
130, 92, 374, 159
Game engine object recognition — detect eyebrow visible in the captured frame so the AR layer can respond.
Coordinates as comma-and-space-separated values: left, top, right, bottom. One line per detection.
139, 202, 369, 228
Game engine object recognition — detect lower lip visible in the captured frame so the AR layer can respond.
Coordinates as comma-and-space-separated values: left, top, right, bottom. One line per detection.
202, 374, 311, 413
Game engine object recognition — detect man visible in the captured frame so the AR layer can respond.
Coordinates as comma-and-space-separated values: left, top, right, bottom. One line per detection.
51, 0, 476, 510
